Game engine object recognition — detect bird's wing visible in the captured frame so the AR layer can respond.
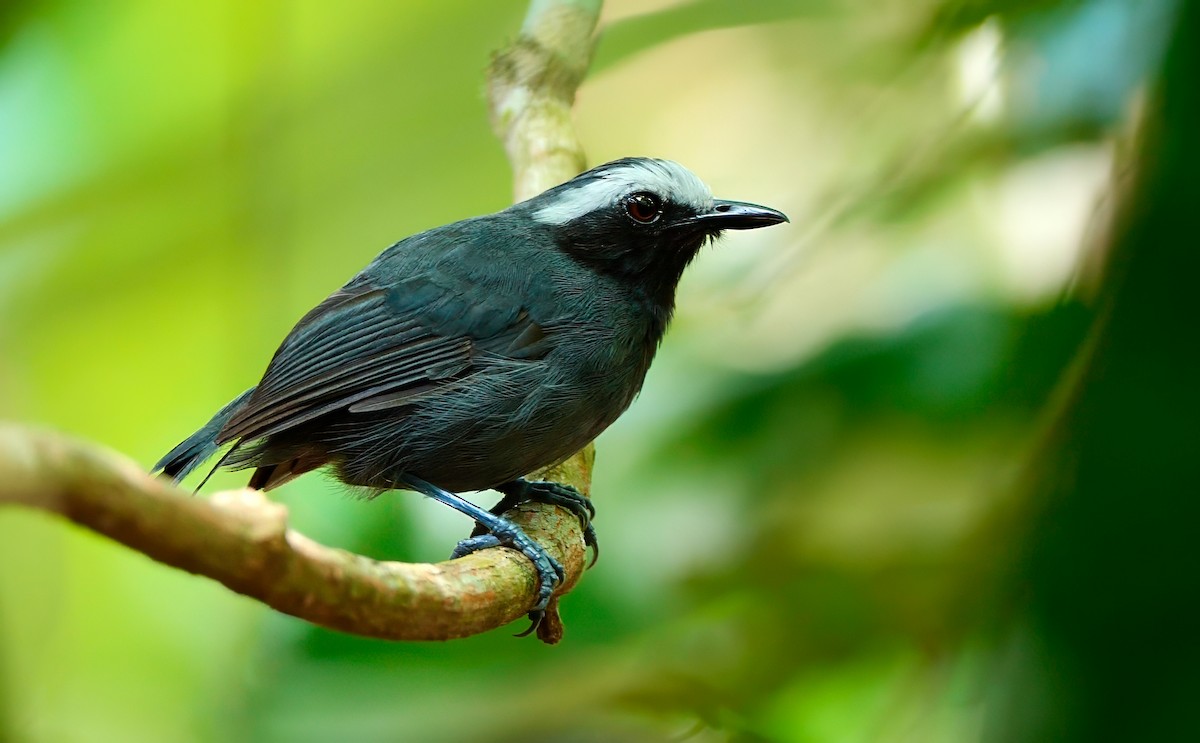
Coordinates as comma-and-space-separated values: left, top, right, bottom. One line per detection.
217, 273, 549, 444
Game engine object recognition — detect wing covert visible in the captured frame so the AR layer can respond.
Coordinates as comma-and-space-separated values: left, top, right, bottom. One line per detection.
218, 275, 549, 444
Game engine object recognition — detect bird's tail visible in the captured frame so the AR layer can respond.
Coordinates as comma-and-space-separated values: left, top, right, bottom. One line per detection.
152, 388, 255, 484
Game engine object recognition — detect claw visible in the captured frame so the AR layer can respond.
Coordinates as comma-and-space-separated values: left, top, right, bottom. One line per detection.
584, 524, 599, 567
498, 479, 599, 566
515, 611, 543, 637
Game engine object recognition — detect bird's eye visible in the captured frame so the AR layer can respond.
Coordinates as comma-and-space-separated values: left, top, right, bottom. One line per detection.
624, 192, 663, 224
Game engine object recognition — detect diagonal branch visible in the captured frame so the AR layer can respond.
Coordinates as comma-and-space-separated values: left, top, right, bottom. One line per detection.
0, 424, 586, 641
0, 0, 602, 645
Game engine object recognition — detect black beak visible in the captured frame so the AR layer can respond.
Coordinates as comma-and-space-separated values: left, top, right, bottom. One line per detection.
686, 199, 789, 230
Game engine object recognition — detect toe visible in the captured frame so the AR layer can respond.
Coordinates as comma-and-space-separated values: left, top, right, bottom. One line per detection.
583, 525, 599, 567
451, 533, 501, 559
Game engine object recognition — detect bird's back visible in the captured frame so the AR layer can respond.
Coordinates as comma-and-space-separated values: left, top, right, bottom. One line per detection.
222, 214, 661, 492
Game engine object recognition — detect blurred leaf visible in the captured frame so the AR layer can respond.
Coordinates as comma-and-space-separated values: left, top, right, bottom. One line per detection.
662, 303, 1089, 476
0, 0, 36, 49
989, 0, 1200, 738
925, 0, 1087, 35
592, 0, 839, 75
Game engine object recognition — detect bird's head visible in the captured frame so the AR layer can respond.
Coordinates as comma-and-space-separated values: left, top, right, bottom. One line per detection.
520, 157, 788, 306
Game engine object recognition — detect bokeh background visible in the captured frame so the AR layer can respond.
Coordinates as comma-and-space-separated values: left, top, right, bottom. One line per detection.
0, 0, 1194, 741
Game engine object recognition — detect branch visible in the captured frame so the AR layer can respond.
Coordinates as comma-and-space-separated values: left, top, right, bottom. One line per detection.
489, 0, 601, 200
0, 0, 603, 645
0, 425, 585, 641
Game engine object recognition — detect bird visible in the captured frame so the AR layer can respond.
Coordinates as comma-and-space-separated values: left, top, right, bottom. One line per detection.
153, 157, 787, 632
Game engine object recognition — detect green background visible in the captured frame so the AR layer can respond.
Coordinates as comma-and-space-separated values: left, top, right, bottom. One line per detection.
0, 1, 1193, 741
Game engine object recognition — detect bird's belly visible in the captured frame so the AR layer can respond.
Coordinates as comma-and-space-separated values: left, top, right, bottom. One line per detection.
331, 356, 641, 493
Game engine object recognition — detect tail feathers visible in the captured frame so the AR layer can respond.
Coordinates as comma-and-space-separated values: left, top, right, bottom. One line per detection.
153, 388, 256, 484
248, 454, 323, 491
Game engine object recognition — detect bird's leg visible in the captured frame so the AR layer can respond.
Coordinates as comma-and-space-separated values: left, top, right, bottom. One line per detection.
399, 473, 564, 636
496, 479, 598, 566
463, 489, 523, 539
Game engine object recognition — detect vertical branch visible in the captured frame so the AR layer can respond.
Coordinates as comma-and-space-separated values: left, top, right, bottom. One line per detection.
489, 0, 602, 200
485, 0, 602, 642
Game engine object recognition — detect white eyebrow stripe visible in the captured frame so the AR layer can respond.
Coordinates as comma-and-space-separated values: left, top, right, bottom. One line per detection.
532, 159, 714, 225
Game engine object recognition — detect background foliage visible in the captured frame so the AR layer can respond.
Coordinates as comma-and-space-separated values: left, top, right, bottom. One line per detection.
0, 1, 1191, 741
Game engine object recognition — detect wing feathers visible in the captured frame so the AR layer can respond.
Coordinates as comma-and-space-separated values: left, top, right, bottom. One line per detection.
220, 336, 470, 442
217, 273, 551, 449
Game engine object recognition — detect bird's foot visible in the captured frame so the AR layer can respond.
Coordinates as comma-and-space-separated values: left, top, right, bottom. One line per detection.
451, 521, 565, 637
399, 473, 565, 638
497, 479, 598, 566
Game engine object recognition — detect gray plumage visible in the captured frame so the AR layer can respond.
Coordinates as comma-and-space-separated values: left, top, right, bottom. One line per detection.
153, 157, 786, 626
223, 214, 656, 492
157, 158, 785, 493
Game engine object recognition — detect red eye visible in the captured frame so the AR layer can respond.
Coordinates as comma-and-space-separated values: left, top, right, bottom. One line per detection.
625, 192, 663, 224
